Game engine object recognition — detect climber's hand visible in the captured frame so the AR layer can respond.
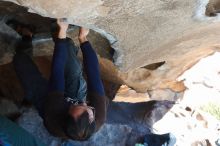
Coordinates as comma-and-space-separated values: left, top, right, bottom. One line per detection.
57, 18, 69, 39
78, 27, 89, 44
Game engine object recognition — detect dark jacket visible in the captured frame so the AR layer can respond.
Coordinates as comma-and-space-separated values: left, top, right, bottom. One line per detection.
43, 40, 107, 138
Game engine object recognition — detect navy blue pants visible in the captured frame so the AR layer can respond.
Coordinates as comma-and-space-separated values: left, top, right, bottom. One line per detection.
13, 36, 87, 116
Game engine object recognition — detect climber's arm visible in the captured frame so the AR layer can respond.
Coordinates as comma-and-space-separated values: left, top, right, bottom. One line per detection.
79, 28, 106, 129
48, 19, 68, 93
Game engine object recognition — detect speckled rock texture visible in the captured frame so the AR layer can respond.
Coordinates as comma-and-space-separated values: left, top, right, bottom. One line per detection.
2, 0, 220, 72
1, 0, 220, 93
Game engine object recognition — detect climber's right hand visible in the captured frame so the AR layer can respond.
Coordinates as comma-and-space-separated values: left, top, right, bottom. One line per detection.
57, 18, 69, 39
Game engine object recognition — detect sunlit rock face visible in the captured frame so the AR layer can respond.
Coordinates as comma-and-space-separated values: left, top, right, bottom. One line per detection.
153, 52, 220, 145
1, 0, 220, 94
2, 0, 220, 72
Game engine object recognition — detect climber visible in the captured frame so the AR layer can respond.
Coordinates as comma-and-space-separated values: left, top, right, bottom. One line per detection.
10, 18, 106, 141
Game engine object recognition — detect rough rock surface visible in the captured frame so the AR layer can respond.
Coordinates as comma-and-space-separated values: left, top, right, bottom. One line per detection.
2, 0, 220, 73
2, 0, 220, 93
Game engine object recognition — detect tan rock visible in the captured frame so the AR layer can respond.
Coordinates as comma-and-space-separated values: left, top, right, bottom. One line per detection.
2, 0, 220, 73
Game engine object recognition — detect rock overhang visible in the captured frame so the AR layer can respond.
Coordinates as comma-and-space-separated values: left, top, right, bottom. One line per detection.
1, 0, 220, 73
1, 1, 220, 144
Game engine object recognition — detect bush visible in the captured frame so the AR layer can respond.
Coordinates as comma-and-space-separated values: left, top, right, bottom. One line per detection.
201, 102, 220, 120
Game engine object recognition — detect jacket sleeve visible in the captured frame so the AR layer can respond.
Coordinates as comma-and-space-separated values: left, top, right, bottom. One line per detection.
80, 41, 106, 129
80, 41, 105, 96
48, 39, 68, 92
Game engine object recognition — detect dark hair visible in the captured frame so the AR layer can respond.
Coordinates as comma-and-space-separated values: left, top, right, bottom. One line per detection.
65, 111, 96, 141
